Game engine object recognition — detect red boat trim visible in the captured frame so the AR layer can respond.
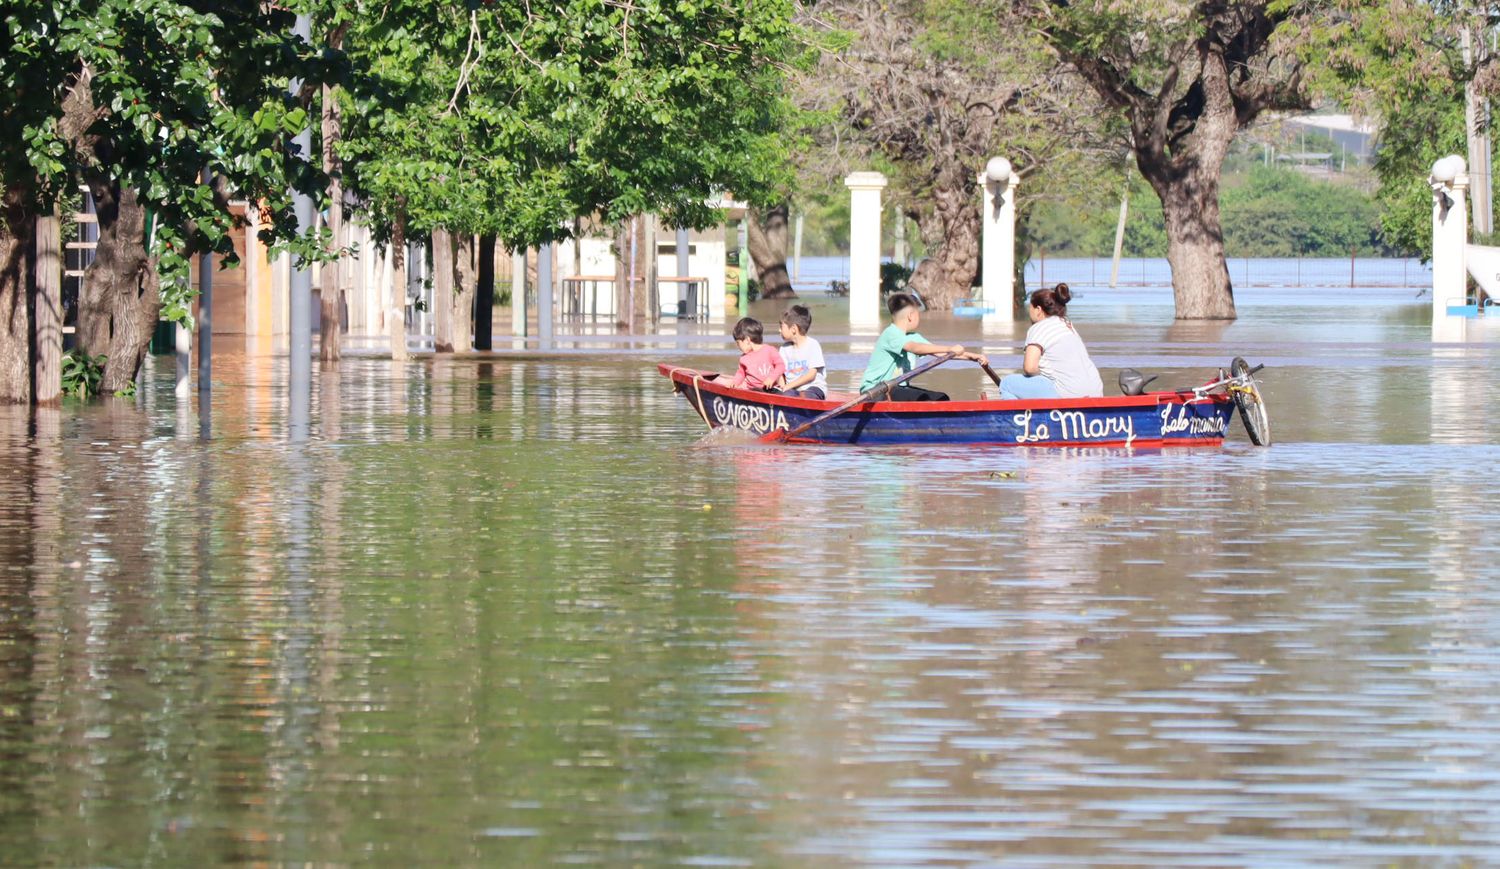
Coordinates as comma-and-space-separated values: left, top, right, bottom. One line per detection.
658, 363, 1227, 413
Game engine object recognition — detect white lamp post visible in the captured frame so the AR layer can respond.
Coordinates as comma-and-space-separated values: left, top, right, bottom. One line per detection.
845, 171, 888, 329
980, 157, 1018, 311
1430, 154, 1468, 341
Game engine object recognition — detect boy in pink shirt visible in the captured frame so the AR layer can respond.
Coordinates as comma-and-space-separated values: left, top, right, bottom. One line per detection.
730, 317, 786, 390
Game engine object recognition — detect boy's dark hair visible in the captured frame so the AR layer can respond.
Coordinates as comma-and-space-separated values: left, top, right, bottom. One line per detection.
780, 304, 813, 335
732, 317, 764, 344
887, 292, 920, 316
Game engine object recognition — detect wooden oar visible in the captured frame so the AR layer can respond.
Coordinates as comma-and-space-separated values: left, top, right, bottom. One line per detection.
763, 352, 956, 444
978, 362, 1003, 386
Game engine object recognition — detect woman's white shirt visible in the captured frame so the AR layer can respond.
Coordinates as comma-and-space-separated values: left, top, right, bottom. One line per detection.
1025, 316, 1102, 398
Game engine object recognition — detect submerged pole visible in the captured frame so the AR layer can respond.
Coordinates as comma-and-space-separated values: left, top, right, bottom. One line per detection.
511, 247, 527, 339
737, 218, 749, 315
175, 322, 191, 398
288, 13, 313, 439
538, 242, 553, 350
476, 235, 495, 350
198, 169, 213, 410
1110, 179, 1129, 289
792, 211, 803, 282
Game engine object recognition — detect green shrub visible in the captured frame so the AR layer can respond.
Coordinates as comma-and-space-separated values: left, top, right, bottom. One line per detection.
61, 350, 106, 399
881, 262, 913, 295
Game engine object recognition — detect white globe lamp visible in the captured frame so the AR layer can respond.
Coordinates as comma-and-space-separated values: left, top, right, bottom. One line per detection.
985, 157, 1012, 184
1431, 155, 1466, 185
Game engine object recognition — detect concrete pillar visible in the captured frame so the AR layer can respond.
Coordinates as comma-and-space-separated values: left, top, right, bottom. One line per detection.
175, 321, 191, 398
676, 226, 693, 320
244, 204, 261, 340
511, 247, 527, 339
980, 157, 1019, 310
538, 242, 554, 349
676, 227, 690, 280
1431, 154, 1468, 342
845, 171, 888, 328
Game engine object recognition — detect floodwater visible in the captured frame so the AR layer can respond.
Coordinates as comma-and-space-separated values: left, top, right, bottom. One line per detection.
3, 283, 1500, 866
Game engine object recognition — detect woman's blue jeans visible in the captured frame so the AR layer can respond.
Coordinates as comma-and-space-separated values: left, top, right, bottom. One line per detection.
999, 373, 1058, 400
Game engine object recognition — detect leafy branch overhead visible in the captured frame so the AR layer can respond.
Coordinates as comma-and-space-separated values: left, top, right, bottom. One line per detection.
337, 0, 800, 248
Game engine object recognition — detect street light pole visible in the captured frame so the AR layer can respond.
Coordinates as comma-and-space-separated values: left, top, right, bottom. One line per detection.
288, 13, 314, 439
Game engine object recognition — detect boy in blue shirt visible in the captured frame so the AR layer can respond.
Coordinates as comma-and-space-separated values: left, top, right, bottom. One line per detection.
860, 292, 987, 400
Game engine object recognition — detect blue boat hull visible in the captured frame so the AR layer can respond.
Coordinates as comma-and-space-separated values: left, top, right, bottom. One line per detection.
661, 365, 1237, 447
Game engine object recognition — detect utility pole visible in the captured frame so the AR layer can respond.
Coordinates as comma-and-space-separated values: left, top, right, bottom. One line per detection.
737, 218, 749, 315
1110, 177, 1129, 288
198, 167, 213, 435
1464, 27, 1494, 237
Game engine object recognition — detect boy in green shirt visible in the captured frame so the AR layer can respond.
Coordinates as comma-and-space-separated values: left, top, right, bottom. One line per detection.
860, 292, 988, 400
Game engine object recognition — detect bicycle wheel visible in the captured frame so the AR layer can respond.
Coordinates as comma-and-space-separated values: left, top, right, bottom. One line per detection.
1229, 357, 1271, 446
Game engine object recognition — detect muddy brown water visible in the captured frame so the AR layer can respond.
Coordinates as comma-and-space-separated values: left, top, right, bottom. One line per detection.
3, 287, 1500, 865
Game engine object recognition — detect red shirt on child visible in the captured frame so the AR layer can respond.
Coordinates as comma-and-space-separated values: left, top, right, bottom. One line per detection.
734, 344, 786, 390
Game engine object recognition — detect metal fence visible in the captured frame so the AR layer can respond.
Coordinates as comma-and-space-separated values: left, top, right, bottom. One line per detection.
1026, 256, 1432, 292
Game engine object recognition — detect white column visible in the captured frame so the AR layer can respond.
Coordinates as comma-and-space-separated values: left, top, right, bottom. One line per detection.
538, 242, 554, 349
244, 204, 260, 340
511, 247, 528, 338
845, 171, 887, 329
980, 157, 1018, 310
1431, 155, 1469, 342
175, 321, 191, 398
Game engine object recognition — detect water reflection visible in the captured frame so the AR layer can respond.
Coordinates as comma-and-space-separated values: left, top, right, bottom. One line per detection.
1, 307, 1500, 864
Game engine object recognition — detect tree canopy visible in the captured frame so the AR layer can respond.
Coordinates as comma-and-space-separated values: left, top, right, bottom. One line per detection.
338, 0, 799, 248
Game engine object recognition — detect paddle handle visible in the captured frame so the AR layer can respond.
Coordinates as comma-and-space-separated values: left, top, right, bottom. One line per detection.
979, 362, 1003, 386
771, 352, 956, 442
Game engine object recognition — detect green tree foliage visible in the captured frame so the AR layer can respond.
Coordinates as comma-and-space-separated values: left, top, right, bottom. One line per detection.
1277, 0, 1474, 259
1029, 166, 1385, 257
1372, 96, 1467, 259
6, 0, 325, 291
339, 1, 798, 247
0, 0, 330, 398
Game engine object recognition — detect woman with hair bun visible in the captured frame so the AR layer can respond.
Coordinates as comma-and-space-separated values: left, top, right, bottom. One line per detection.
999, 283, 1103, 400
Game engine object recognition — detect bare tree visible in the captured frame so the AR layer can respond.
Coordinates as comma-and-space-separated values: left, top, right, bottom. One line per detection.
797, 0, 1084, 309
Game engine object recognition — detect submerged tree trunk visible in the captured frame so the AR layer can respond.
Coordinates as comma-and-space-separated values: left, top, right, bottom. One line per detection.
1131, 48, 1238, 320
1155, 176, 1235, 319
1043, 3, 1304, 319
78, 182, 160, 394
389, 204, 409, 362
908, 177, 980, 310
745, 204, 796, 299
614, 217, 649, 330
0, 187, 34, 405
319, 82, 344, 361
431, 228, 454, 352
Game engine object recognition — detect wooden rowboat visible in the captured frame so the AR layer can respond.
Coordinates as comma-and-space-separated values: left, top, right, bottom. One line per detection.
660, 363, 1255, 447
